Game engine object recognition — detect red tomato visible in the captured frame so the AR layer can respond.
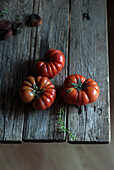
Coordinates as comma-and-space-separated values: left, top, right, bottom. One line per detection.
35, 49, 65, 79
61, 74, 100, 105
19, 76, 56, 110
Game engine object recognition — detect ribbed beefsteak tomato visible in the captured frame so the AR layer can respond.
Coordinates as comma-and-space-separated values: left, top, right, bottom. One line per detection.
35, 49, 65, 79
61, 74, 100, 105
19, 76, 56, 110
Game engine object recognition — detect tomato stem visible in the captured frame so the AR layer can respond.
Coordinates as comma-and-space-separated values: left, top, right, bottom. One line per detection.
57, 107, 75, 140
32, 84, 44, 99
44, 56, 51, 63
71, 78, 83, 92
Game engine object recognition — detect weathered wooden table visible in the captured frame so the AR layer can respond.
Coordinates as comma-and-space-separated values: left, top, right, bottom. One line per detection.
0, 0, 110, 143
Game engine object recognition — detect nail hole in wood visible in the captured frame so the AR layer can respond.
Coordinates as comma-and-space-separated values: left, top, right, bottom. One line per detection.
78, 106, 82, 114
83, 13, 90, 20
98, 108, 102, 115
94, 106, 96, 112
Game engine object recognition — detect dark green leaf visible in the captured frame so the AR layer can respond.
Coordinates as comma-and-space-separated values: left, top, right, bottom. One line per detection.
66, 88, 72, 95
38, 84, 41, 89
78, 78, 82, 86
71, 83, 77, 86
0, 9, 8, 16
37, 95, 40, 99
61, 126, 64, 129
56, 107, 75, 140
33, 84, 36, 89
71, 83, 78, 88
32, 90, 35, 96
33, 84, 38, 90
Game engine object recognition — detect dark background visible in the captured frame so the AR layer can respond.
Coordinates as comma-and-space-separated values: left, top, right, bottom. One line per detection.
0, 0, 114, 169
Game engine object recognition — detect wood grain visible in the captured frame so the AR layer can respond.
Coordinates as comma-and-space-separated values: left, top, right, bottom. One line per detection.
0, 0, 35, 141
0, 0, 69, 142
22, 0, 69, 141
0, 0, 110, 143
68, 0, 110, 143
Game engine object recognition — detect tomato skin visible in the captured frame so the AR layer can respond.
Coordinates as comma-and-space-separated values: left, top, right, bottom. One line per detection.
19, 76, 56, 110
61, 74, 100, 106
35, 49, 65, 79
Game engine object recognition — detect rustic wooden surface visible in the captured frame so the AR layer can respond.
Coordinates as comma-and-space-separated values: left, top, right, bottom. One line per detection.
23, 0, 69, 141
68, 0, 110, 143
0, 0, 110, 143
0, 0, 69, 142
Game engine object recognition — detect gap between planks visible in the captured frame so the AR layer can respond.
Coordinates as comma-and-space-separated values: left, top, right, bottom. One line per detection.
66, 0, 71, 143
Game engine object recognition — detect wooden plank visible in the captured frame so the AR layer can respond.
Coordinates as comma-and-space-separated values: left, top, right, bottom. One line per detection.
68, 0, 110, 143
22, 0, 69, 141
0, 0, 34, 142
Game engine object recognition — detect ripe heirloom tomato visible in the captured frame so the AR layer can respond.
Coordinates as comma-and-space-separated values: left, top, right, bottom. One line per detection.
19, 76, 56, 110
61, 74, 100, 106
35, 49, 65, 79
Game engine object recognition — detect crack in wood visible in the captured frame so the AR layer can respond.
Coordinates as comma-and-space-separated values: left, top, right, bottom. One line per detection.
88, 132, 92, 141
66, 0, 71, 142
3, 115, 6, 140
84, 105, 87, 140
78, 106, 82, 115
94, 106, 96, 112
22, 0, 35, 140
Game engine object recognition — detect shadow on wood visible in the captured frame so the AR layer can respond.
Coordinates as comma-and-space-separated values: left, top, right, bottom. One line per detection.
0, 60, 36, 117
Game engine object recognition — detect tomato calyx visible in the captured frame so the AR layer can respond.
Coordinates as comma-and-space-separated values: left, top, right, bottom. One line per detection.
32, 84, 44, 99
44, 56, 51, 63
71, 78, 83, 92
